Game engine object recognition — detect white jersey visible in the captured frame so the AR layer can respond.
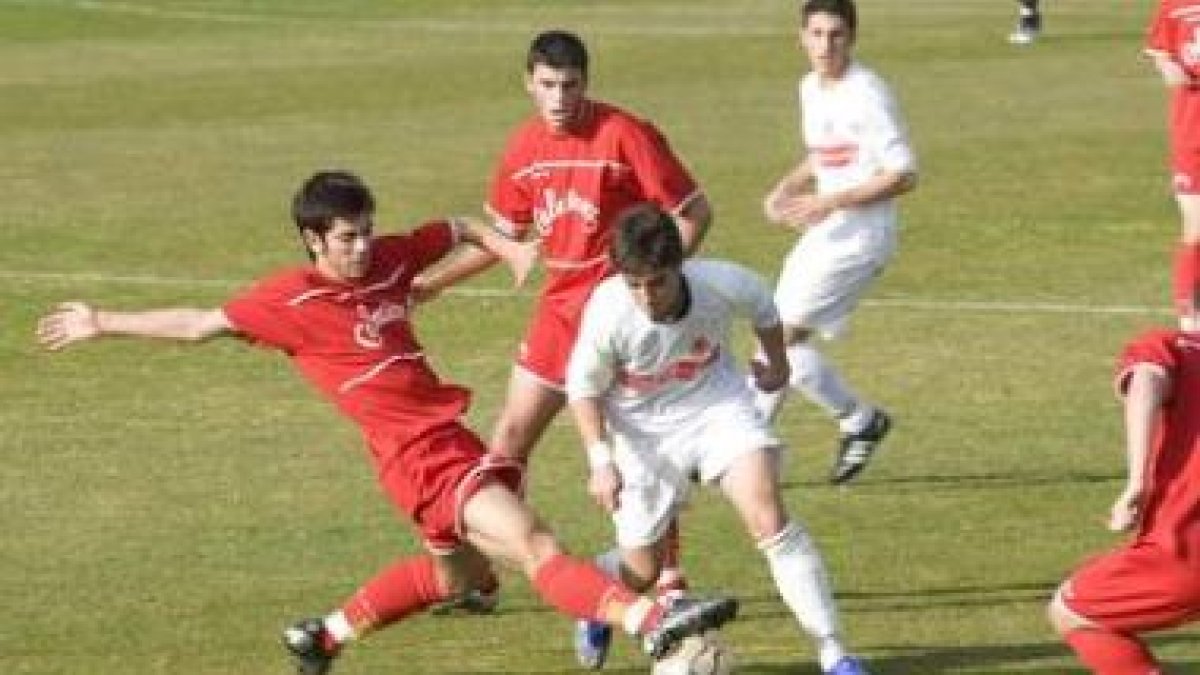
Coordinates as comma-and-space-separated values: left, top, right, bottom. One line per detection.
567, 259, 779, 436
800, 61, 916, 249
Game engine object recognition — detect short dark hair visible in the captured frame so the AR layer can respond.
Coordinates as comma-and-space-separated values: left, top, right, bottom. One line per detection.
611, 204, 684, 274
801, 0, 857, 35
527, 30, 588, 76
291, 170, 375, 237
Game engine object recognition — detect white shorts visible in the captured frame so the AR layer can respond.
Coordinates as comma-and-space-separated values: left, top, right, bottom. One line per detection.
774, 223, 894, 340
609, 398, 780, 549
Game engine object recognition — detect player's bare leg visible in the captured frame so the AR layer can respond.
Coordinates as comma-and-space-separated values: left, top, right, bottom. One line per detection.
461, 483, 738, 659
1174, 193, 1200, 331
1048, 587, 1160, 673
490, 368, 566, 464
719, 447, 864, 673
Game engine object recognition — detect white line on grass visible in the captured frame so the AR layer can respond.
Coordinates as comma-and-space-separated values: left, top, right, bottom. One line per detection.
1, 0, 787, 36
6, 269, 1170, 317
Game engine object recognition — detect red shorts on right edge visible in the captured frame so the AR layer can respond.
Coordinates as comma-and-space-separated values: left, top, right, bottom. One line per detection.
1172, 146, 1200, 195
1062, 540, 1200, 633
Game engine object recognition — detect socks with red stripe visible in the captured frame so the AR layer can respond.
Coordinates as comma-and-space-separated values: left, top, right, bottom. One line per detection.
532, 553, 665, 635
321, 555, 451, 652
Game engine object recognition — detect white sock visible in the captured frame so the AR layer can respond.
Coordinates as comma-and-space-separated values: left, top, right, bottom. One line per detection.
324, 610, 355, 644
594, 548, 622, 579
759, 522, 847, 671
785, 343, 859, 421
837, 404, 876, 436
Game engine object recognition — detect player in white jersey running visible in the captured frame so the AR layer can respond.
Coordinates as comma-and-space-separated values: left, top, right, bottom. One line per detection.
754, 0, 918, 485
566, 204, 869, 675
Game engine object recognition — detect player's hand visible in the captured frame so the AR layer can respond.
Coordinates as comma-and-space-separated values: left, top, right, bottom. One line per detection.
770, 193, 834, 229
37, 301, 101, 351
490, 237, 537, 289
588, 464, 622, 513
750, 358, 789, 393
410, 276, 441, 304
1108, 484, 1143, 532
1159, 59, 1192, 88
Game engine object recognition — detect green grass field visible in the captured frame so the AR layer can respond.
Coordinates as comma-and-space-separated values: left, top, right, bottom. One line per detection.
3, 0, 1196, 672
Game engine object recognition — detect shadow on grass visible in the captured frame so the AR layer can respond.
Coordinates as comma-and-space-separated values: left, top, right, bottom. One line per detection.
780, 470, 1122, 492
677, 635, 1200, 675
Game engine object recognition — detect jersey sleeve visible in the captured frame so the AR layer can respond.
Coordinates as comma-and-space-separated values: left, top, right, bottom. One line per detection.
397, 220, 457, 275
864, 77, 917, 175
696, 260, 777, 329
222, 282, 304, 353
1115, 330, 1177, 396
620, 118, 701, 214
566, 284, 620, 401
486, 132, 534, 240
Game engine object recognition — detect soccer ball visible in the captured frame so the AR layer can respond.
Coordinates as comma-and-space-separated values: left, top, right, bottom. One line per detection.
651, 631, 734, 675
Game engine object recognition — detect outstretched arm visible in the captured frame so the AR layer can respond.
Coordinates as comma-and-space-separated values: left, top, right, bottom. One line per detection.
1109, 364, 1168, 532
413, 217, 534, 302
36, 301, 233, 351
675, 192, 713, 257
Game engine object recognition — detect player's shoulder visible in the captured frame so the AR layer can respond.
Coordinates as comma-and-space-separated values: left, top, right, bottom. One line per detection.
591, 99, 658, 136
1127, 327, 1188, 351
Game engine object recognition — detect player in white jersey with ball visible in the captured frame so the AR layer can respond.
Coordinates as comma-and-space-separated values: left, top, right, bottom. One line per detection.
754, 0, 918, 485
567, 204, 869, 675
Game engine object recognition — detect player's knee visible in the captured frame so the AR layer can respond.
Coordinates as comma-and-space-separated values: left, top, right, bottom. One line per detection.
512, 529, 565, 576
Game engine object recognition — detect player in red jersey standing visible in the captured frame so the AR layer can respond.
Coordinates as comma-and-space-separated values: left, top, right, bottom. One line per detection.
1048, 327, 1200, 674
35, 171, 737, 674
415, 29, 711, 607
1146, 0, 1200, 331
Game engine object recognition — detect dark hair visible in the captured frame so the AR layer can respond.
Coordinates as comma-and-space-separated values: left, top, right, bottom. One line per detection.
801, 0, 857, 35
527, 30, 588, 76
291, 170, 375, 237
611, 204, 684, 274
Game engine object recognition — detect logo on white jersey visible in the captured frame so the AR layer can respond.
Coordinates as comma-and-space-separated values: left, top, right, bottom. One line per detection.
616, 336, 719, 394
353, 301, 408, 349
532, 187, 600, 236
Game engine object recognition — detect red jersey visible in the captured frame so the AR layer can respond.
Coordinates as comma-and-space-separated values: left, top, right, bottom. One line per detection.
1116, 329, 1200, 557
222, 222, 471, 467
1146, 0, 1200, 152
487, 100, 700, 301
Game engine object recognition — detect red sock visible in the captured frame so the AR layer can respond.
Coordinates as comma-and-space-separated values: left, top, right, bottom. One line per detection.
341, 556, 451, 636
1172, 242, 1200, 317
533, 554, 662, 630
1065, 628, 1160, 675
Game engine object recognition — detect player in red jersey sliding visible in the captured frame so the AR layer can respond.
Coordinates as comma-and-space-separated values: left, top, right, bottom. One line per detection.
1048, 326, 1200, 674
1146, 0, 1200, 331
35, 171, 736, 674
415, 29, 712, 619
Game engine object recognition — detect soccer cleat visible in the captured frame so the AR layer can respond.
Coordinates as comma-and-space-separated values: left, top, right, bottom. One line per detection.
430, 588, 500, 616
831, 409, 891, 485
574, 619, 613, 669
642, 595, 738, 660
1007, 13, 1041, 45
282, 618, 338, 675
825, 656, 871, 675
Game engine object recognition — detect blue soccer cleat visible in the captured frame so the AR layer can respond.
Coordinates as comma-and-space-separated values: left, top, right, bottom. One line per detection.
574, 619, 612, 669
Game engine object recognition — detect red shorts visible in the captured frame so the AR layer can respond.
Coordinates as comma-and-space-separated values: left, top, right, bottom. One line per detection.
1171, 151, 1200, 195
1061, 540, 1200, 633
371, 424, 523, 554
516, 293, 589, 387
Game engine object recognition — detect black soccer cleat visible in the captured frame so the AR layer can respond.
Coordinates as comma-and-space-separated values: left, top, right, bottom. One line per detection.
831, 409, 891, 485
641, 595, 738, 660
282, 618, 338, 675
